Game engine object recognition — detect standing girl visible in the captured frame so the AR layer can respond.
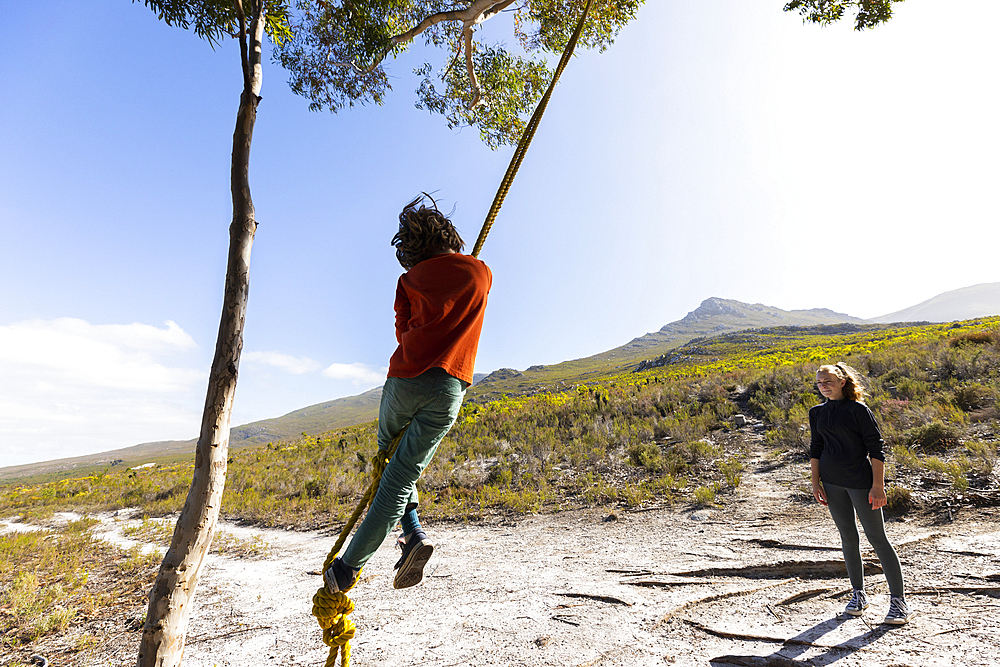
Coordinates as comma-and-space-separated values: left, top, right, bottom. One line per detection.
810, 362, 912, 624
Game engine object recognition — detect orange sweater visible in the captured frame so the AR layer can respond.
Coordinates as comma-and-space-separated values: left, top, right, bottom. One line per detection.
387, 253, 492, 385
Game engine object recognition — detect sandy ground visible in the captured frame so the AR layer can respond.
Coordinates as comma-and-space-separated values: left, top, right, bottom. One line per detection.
12, 446, 1000, 667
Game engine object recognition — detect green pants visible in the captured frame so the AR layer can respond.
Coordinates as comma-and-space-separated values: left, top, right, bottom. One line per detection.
341, 368, 465, 569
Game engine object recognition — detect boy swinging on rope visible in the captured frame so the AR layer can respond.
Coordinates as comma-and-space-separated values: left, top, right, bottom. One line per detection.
325, 195, 492, 592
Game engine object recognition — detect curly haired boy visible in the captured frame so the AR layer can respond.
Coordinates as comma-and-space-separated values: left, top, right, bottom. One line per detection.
325, 195, 492, 591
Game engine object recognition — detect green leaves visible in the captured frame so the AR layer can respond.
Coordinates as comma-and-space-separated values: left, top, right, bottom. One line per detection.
783, 0, 902, 30
415, 47, 551, 149
274, 0, 645, 148
520, 0, 643, 53
275, 1, 393, 111
137, 0, 293, 45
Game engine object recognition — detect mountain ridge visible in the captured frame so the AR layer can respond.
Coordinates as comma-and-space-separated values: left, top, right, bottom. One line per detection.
868, 282, 1000, 324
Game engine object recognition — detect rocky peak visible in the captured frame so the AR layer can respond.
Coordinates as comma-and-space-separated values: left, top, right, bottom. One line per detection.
478, 368, 523, 384
680, 298, 749, 322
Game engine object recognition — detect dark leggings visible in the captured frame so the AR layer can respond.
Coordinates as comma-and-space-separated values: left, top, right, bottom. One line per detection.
824, 482, 905, 597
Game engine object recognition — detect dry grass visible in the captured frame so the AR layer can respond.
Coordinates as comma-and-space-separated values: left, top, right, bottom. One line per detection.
118, 516, 270, 559
0, 519, 156, 665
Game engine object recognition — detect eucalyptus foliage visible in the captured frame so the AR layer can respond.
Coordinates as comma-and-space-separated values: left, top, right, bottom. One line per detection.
274, 0, 645, 148
783, 0, 903, 30
136, 0, 293, 44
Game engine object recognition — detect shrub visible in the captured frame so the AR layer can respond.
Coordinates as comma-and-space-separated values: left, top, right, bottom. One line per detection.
890, 443, 921, 470
874, 398, 912, 431
885, 486, 914, 516
923, 456, 970, 491
684, 439, 721, 462
902, 421, 960, 453
948, 464, 971, 492
628, 442, 663, 472
4, 318, 997, 527
717, 458, 744, 488
621, 483, 653, 507
949, 331, 995, 347
121, 545, 161, 574
34, 605, 74, 636
0, 520, 158, 653
764, 423, 809, 456
211, 532, 270, 558
953, 384, 994, 412
894, 377, 931, 401
965, 440, 997, 475
647, 474, 679, 501
485, 463, 513, 487
303, 478, 326, 499
692, 484, 719, 507
744, 369, 815, 425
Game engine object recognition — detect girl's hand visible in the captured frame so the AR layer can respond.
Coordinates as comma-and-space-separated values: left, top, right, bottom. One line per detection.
812, 481, 827, 506
869, 486, 887, 510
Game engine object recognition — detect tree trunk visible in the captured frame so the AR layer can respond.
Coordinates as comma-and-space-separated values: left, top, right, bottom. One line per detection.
137, 4, 265, 666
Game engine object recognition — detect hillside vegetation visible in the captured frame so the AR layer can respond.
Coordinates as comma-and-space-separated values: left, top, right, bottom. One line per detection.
0, 295, 912, 483
3, 318, 998, 528
467, 297, 860, 401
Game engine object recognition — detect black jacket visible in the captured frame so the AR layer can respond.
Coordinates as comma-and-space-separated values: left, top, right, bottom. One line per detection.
809, 399, 885, 489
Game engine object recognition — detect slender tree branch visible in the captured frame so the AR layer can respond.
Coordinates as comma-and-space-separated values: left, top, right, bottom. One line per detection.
463, 29, 484, 109
247, 0, 265, 97
482, 0, 517, 22
461, 0, 515, 109
439, 33, 465, 80
337, 0, 509, 76
234, 0, 251, 93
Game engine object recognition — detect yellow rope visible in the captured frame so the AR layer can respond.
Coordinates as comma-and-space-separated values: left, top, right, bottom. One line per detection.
471, 0, 596, 259
312, 4, 596, 663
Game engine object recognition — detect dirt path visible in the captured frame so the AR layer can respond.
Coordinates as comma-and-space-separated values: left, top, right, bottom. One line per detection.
25, 442, 1000, 667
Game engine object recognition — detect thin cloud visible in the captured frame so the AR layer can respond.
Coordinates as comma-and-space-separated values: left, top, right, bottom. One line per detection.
0, 318, 200, 392
242, 351, 321, 375
321, 362, 386, 386
0, 318, 205, 467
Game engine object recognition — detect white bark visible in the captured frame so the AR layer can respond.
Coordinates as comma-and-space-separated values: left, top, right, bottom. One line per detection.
463, 28, 484, 108
136, 2, 265, 666
348, 0, 513, 80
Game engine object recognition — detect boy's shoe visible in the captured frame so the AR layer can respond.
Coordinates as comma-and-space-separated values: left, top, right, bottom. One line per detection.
393, 529, 434, 590
884, 596, 913, 625
844, 589, 869, 616
323, 557, 359, 594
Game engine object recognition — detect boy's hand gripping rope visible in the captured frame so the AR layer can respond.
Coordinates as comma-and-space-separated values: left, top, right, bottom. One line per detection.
311, 2, 595, 664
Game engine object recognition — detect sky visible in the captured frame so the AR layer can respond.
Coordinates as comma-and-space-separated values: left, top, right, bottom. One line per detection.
2, 1, 998, 468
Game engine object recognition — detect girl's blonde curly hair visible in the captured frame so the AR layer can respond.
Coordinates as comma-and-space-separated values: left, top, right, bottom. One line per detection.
392, 195, 465, 270
818, 362, 868, 402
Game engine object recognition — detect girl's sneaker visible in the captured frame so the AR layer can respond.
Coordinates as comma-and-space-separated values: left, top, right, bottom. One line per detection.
393, 529, 433, 590
884, 596, 913, 625
844, 589, 869, 616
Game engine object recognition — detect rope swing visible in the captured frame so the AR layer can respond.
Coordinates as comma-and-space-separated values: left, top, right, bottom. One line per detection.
312, 2, 595, 665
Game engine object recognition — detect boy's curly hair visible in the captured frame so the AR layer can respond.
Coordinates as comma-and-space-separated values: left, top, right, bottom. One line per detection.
392, 195, 466, 270
818, 362, 869, 402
